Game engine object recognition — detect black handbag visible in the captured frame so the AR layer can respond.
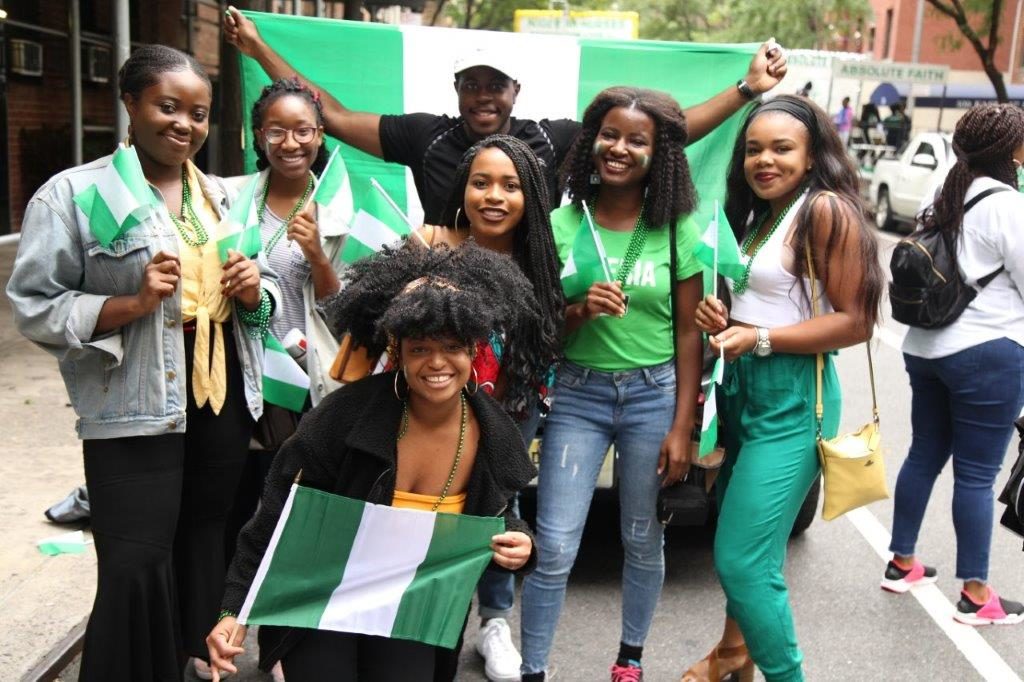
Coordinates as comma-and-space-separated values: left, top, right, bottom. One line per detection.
998, 417, 1024, 546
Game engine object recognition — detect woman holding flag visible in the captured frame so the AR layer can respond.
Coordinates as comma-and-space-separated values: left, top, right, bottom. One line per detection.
685, 94, 882, 681
207, 243, 539, 681
519, 86, 705, 682
6, 45, 280, 680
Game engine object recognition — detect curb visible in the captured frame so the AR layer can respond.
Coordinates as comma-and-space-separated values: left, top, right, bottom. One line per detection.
21, 616, 87, 682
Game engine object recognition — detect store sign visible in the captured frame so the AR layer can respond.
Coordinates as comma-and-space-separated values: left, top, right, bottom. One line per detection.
832, 60, 949, 85
513, 10, 639, 40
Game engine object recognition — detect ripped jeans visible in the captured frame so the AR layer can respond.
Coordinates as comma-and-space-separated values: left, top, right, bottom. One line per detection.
520, 360, 674, 674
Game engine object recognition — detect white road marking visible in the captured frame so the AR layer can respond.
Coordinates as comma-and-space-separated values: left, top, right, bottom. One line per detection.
845, 507, 1022, 682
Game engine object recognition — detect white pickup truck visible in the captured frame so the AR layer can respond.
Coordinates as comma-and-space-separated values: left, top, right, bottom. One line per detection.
869, 132, 954, 232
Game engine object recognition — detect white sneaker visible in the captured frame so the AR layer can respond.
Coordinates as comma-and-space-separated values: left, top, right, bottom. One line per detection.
476, 618, 522, 682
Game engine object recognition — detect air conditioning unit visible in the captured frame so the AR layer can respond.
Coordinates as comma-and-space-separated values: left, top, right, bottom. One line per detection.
10, 39, 44, 77
85, 45, 112, 84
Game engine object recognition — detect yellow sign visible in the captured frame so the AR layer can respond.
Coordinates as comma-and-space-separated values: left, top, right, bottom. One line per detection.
513, 10, 639, 40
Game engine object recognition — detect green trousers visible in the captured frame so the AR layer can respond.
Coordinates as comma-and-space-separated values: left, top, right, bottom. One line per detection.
714, 353, 841, 682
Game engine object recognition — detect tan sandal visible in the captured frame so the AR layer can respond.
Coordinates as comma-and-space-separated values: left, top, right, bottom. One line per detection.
680, 643, 754, 682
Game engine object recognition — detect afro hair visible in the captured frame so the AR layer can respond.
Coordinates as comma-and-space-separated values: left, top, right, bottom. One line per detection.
326, 242, 541, 364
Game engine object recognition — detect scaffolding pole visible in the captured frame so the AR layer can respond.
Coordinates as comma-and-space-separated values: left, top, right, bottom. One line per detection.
114, 0, 130, 142
70, 0, 83, 166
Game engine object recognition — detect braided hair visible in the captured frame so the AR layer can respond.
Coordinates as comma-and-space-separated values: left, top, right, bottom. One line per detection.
921, 103, 1024, 243
326, 243, 540, 362
723, 94, 883, 331
560, 86, 697, 228
439, 135, 563, 412
118, 44, 210, 101
251, 77, 329, 175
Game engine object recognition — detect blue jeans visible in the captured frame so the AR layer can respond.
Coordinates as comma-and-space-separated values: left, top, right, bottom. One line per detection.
520, 360, 675, 674
477, 402, 543, 619
890, 337, 1024, 582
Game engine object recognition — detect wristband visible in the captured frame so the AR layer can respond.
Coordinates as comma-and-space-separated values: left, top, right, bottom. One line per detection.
736, 80, 756, 100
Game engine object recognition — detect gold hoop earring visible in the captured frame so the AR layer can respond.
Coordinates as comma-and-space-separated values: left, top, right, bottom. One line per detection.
455, 207, 463, 228
465, 367, 479, 396
394, 369, 409, 401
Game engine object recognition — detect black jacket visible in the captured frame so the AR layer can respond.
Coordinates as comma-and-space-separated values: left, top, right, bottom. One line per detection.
222, 372, 538, 666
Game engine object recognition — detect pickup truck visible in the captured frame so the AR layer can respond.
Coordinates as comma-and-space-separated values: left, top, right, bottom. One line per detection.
869, 132, 954, 232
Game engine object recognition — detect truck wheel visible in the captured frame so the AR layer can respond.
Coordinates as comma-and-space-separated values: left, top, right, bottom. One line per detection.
875, 188, 896, 232
790, 474, 821, 537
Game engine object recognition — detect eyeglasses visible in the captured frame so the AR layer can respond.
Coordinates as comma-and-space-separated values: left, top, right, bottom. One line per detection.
261, 127, 318, 144
457, 80, 510, 95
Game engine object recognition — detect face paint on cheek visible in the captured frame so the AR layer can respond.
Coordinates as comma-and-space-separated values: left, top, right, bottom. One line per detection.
628, 149, 651, 169
593, 140, 610, 157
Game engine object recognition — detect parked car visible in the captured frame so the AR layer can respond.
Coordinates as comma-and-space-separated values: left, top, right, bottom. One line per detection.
869, 132, 954, 232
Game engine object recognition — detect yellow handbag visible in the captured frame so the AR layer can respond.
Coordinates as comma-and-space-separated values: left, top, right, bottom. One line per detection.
807, 240, 890, 521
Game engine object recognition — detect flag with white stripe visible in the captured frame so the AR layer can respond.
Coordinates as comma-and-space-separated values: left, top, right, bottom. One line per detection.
314, 147, 355, 228
238, 484, 502, 648
263, 335, 310, 413
216, 173, 262, 263
341, 180, 411, 264
693, 200, 747, 285
698, 356, 725, 458
72, 145, 159, 247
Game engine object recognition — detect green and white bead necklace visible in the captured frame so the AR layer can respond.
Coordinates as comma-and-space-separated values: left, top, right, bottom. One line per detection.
169, 165, 209, 247
397, 390, 469, 512
732, 190, 805, 295
257, 173, 315, 253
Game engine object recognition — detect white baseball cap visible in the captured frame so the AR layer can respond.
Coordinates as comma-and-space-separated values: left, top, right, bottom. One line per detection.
453, 47, 518, 82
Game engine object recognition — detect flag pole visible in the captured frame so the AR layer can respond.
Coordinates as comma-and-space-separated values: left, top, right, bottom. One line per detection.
711, 200, 719, 290
580, 200, 615, 283
370, 178, 430, 248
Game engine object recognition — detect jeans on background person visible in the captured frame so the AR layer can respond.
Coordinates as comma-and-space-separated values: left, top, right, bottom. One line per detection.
519, 360, 675, 675
890, 337, 1024, 581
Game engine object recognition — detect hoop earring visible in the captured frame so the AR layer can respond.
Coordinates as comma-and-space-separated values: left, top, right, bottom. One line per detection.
455, 207, 463, 228
394, 369, 409, 401
465, 367, 479, 396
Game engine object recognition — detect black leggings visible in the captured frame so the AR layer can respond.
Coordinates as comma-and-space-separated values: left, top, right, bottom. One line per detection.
79, 326, 253, 681
280, 630, 437, 682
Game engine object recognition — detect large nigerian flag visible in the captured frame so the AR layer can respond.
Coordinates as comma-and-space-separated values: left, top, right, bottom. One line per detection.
239, 484, 501, 649
72, 144, 159, 247
216, 173, 262, 263
238, 11, 759, 230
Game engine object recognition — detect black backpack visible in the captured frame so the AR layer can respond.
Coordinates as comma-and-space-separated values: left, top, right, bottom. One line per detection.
888, 187, 1010, 329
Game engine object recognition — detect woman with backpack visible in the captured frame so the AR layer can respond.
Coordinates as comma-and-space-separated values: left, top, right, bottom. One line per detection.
883, 103, 1024, 626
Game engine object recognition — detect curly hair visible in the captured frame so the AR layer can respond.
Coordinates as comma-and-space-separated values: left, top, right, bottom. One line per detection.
921, 103, 1024, 245
723, 94, 883, 331
439, 134, 563, 410
326, 243, 540, 368
251, 77, 329, 175
560, 86, 697, 228
118, 44, 211, 101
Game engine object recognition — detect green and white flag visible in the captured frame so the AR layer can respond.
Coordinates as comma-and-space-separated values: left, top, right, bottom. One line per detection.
238, 12, 759, 230
698, 356, 725, 458
263, 335, 310, 413
72, 144, 158, 247
693, 200, 747, 285
216, 174, 262, 263
314, 146, 355, 227
341, 179, 412, 264
560, 204, 613, 300
238, 484, 501, 649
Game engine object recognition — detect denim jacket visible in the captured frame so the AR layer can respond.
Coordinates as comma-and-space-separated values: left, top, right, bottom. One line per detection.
6, 152, 281, 440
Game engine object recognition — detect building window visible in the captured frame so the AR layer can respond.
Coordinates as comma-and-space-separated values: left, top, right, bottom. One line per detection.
883, 9, 893, 59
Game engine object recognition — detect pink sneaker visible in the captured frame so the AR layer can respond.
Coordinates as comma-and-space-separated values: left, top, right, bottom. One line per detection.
880, 558, 938, 593
954, 588, 1024, 626
610, 660, 643, 682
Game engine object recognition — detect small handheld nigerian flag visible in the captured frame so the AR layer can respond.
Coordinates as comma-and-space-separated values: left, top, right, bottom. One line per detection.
560, 202, 614, 300
698, 355, 725, 458
72, 144, 159, 247
313, 147, 355, 226
693, 200, 747, 284
216, 174, 262, 263
238, 485, 501, 649
341, 179, 414, 264
263, 335, 310, 413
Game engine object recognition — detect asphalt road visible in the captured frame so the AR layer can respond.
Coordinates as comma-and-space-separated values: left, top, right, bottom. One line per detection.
59, 230, 1024, 682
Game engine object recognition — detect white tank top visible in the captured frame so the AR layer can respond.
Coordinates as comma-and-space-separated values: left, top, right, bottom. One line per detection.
731, 192, 834, 327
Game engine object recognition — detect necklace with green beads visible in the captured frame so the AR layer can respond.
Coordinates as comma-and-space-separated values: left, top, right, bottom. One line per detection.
168, 165, 209, 247
257, 173, 315, 253
732, 190, 805, 295
397, 391, 468, 512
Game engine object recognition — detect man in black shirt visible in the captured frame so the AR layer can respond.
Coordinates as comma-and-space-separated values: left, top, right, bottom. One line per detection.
225, 7, 788, 223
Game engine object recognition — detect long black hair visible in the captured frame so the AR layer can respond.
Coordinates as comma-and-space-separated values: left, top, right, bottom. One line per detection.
561, 86, 697, 228
724, 94, 883, 331
118, 44, 210, 101
921, 103, 1024, 244
251, 77, 329, 175
439, 134, 563, 413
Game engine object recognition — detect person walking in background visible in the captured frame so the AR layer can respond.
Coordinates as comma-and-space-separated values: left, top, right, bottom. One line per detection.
883, 102, 911, 150
833, 96, 853, 147
686, 94, 883, 682
6, 45, 280, 681
884, 103, 1024, 625
519, 86, 705, 682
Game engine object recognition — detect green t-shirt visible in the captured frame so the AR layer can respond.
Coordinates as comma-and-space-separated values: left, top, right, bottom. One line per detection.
551, 204, 703, 372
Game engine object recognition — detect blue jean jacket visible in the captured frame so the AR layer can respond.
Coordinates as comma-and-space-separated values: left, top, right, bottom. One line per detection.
6, 152, 281, 440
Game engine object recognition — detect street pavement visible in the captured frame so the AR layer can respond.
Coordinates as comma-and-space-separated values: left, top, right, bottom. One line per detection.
1, 232, 1021, 681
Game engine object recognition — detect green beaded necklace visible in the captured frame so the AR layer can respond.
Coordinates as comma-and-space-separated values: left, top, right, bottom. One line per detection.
731, 190, 806, 295
168, 165, 209, 247
257, 173, 315, 253
397, 390, 468, 512
615, 207, 649, 288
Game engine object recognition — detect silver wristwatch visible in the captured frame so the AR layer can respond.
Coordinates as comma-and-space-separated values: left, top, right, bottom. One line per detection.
752, 327, 773, 357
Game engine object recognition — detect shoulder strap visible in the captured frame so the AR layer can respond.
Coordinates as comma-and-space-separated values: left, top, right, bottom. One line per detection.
669, 218, 679, 349
963, 187, 1011, 288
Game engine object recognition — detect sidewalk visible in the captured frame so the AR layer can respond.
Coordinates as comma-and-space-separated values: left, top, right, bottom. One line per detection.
0, 242, 96, 680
